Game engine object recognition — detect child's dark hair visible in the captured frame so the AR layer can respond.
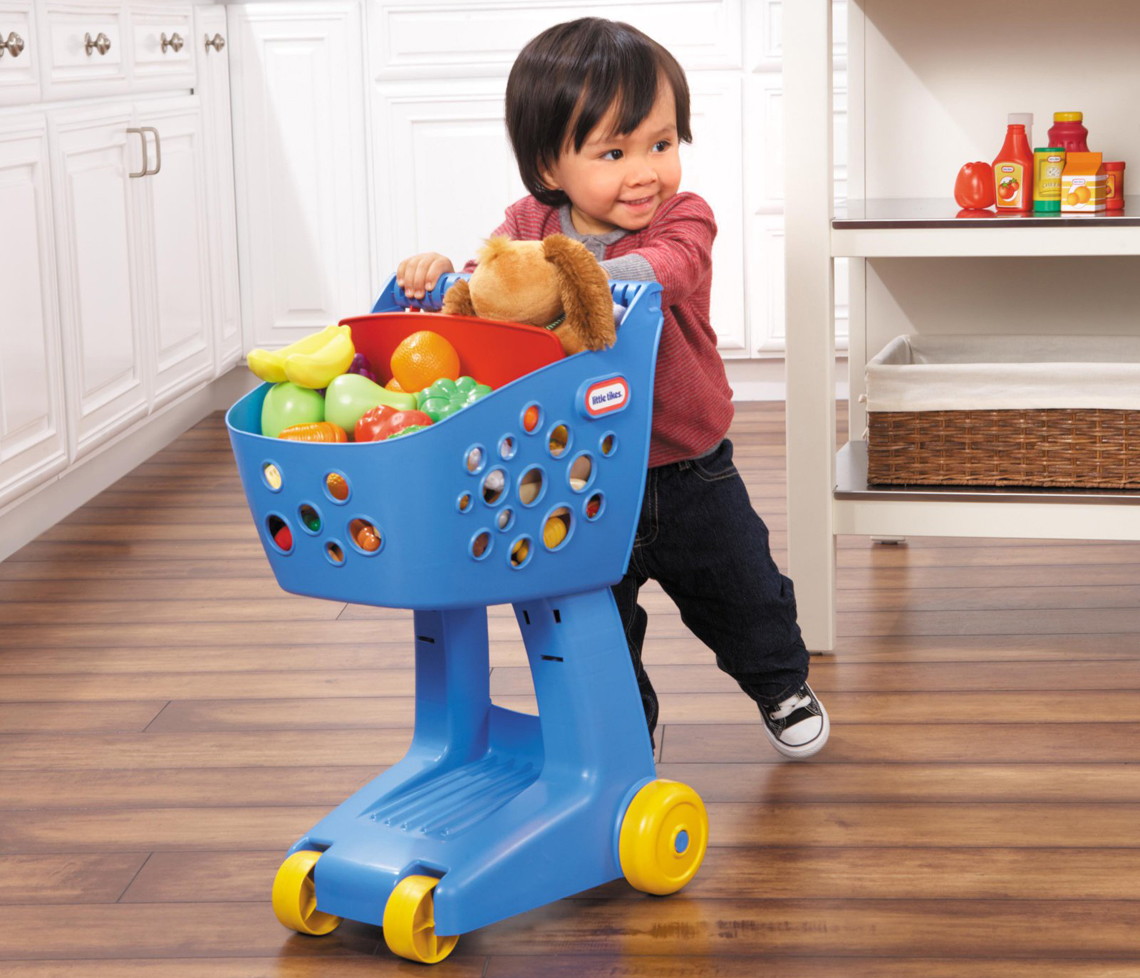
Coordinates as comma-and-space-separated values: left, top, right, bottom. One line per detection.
505, 18, 692, 207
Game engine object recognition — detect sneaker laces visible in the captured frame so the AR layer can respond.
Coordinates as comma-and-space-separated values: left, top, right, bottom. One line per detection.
768, 688, 812, 722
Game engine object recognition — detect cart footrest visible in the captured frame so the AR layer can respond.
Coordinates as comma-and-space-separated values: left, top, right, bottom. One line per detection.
367, 753, 541, 839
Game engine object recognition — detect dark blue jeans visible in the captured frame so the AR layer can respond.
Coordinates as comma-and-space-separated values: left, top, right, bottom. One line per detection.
611, 438, 810, 736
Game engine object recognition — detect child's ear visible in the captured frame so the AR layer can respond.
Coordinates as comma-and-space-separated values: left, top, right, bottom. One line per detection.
538, 164, 561, 192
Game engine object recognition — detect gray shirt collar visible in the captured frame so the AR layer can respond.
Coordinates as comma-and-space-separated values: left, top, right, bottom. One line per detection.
558, 206, 628, 261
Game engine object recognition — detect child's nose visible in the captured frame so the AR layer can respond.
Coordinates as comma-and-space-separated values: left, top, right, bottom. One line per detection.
626, 157, 656, 185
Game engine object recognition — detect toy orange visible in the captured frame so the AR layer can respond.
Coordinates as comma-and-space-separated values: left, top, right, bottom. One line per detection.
390, 331, 460, 392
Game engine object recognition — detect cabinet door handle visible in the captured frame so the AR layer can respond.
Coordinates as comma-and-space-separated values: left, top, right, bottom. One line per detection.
204, 32, 225, 53
127, 126, 162, 178
1, 31, 25, 58
160, 31, 184, 54
145, 126, 162, 176
127, 127, 147, 178
84, 31, 111, 56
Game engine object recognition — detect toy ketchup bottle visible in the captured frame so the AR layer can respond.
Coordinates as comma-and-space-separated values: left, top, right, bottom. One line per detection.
993, 117, 1034, 212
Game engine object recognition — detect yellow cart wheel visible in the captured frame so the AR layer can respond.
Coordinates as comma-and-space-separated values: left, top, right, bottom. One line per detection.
619, 779, 708, 895
383, 874, 459, 964
272, 850, 342, 936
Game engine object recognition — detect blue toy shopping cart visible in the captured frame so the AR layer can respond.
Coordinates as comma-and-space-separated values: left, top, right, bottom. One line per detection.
226, 274, 708, 964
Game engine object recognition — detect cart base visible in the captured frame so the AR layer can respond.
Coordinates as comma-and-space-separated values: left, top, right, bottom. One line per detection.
271, 588, 707, 961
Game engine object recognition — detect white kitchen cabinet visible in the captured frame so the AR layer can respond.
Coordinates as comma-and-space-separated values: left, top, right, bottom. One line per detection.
129, 1, 194, 93
196, 3, 242, 374
50, 102, 147, 458
783, 0, 1140, 650
134, 96, 215, 409
228, 0, 371, 349
0, 113, 67, 507
40, 1, 128, 101
50, 100, 213, 455
0, 2, 38, 106
368, 78, 527, 288
0, 0, 241, 560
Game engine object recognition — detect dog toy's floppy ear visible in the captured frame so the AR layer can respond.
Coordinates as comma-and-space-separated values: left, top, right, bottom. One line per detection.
440, 278, 475, 317
542, 234, 617, 355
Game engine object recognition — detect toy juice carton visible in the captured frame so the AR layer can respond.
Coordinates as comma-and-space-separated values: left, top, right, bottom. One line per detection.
1061, 152, 1106, 213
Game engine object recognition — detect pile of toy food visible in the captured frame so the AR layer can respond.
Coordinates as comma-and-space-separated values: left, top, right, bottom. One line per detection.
954, 111, 1125, 215
247, 325, 492, 443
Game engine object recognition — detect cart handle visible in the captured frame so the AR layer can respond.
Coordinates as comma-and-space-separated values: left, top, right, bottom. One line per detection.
372, 273, 655, 319
373, 273, 466, 313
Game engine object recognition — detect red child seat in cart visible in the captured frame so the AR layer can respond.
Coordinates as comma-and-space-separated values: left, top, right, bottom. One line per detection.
343, 308, 566, 392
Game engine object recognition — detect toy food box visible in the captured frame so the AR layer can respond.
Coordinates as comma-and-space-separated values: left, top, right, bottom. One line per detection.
1061, 151, 1106, 213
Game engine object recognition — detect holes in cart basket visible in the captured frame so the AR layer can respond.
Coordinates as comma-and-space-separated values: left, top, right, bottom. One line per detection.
324, 541, 346, 565
325, 471, 350, 502
548, 424, 570, 458
298, 503, 322, 534
585, 492, 604, 521
262, 462, 283, 491
266, 514, 293, 552
465, 444, 486, 475
509, 535, 533, 568
482, 468, 507, 505
497, 508, 515, 532
471, 531, 492, 560
600, 432, 618, 456
457, 492, 473, 513
568, 454, 594, 492
349, 518, 382, 554
499, 435, 517, 460
542, 506, 572, 551
518, 467, 545, 506
521, 403, 543, 434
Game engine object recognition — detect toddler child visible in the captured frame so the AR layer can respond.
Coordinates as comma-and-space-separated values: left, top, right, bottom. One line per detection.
398, 17, 828, 759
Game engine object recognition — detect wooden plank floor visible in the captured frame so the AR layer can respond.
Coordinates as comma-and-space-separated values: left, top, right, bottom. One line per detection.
2, 400, 1139, 976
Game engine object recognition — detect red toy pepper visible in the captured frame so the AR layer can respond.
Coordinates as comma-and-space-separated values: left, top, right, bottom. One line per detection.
954, 161, 995, 209
355, 405, 434, 442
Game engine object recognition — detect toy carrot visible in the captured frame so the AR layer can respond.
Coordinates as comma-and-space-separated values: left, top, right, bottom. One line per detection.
277, 422, 348, 443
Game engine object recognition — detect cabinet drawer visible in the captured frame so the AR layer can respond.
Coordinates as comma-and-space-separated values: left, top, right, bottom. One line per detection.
42, 1, 127, 99
0, 3, 39, 105
129, 2, 194, 90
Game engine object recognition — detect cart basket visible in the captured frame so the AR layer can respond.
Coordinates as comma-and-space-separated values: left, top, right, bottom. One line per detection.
226, 276, 663, 610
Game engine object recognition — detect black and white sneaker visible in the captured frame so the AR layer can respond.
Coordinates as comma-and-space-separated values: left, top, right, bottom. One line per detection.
761, 683, 829, 759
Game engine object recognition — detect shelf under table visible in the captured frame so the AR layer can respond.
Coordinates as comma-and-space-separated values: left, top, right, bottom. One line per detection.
833, 441, 1140, 542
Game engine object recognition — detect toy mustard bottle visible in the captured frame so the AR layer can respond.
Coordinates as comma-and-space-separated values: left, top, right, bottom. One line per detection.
1047, 112, 1089, 153
993, 119, 1034, 212
1033, 148, 1065, 213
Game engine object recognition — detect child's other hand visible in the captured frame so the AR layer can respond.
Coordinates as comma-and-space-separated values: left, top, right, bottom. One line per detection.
397, 253, 455, 300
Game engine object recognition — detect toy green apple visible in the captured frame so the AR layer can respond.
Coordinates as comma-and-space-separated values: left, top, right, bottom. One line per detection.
260, 382, 325, 437
324, 373, 418, 435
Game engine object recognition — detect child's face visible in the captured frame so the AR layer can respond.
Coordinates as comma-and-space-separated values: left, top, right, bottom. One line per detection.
541, 83, 682, 236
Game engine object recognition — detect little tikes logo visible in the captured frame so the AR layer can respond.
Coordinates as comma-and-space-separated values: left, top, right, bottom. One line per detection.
584, 377, 629, 416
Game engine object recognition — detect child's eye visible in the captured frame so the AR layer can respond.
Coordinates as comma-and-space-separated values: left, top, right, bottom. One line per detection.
653, 140, 672, 153
601, 149, 623, 161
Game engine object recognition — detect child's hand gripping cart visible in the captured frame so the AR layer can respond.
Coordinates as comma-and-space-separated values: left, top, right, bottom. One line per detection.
226, 275, 709, 964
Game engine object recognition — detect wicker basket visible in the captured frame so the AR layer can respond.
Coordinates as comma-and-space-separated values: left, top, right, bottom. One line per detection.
865, 335, 1140, 489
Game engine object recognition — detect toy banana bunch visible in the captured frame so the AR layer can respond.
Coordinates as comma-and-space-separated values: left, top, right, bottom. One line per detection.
246, 324, 355, 389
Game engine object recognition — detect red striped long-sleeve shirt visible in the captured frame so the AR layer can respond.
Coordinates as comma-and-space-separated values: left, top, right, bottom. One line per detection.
470, 191, 734, 467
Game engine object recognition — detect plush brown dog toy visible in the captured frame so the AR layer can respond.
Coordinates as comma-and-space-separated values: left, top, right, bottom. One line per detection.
441, 234, 617, 355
